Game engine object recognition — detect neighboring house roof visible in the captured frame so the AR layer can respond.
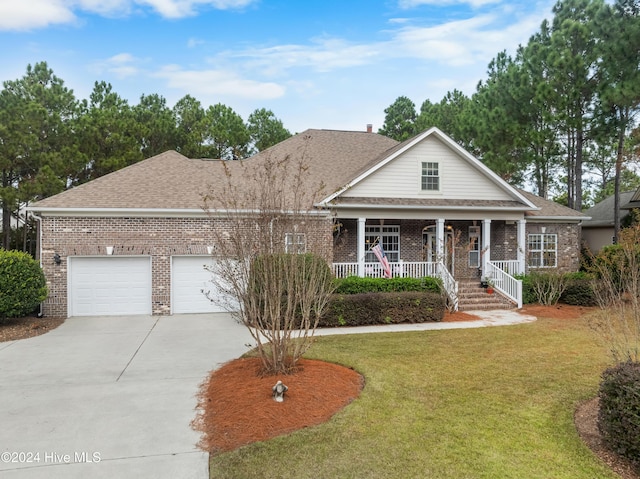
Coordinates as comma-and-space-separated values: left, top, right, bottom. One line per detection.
28, 127, 586, 223
622, 185, 640, 209
582, 191, 636, 227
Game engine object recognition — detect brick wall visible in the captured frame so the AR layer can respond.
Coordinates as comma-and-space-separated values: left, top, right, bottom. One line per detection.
40, 215, 333, 317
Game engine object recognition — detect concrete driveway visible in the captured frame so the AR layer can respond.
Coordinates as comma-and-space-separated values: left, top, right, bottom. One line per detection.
0, 313, 253, 479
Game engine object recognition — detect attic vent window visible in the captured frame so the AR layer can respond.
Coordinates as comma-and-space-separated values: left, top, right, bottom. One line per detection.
421, 162, 439, 191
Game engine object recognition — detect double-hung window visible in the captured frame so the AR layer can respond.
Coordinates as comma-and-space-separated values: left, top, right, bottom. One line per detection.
421, 162, 439, 191
527, 233, 557, 268
364, 225, 400, 262
285, 233, 306, 254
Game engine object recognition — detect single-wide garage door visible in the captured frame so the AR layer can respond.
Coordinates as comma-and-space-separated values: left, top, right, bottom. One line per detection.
69, 257, 152, 317
172, 256, 230, 314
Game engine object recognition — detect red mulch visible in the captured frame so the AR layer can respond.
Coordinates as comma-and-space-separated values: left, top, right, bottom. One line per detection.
193, 357, 363, 454
443, 310, 482, 322
519, 303, 595, 320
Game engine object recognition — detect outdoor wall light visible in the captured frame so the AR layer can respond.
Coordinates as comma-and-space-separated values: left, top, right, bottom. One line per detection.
53, 253, 61, 265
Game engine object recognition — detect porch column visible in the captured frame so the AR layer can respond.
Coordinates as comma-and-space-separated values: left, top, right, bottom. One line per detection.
357, 217, 366, 277
517, 219, 526, 274
482, 219, 491, 278
436, 218, 445, 261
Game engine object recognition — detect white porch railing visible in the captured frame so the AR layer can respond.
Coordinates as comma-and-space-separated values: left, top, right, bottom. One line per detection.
331, 261, 458, 311
486, 261, 523, 308
489, 260, 523, 276
332, 261, 439, 279
436, 261, 458, 311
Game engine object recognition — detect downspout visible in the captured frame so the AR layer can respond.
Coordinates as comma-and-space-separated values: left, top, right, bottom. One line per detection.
31, 212, 44, 318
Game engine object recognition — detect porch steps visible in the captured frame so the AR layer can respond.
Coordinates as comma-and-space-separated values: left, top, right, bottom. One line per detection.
456, 280, 517, 311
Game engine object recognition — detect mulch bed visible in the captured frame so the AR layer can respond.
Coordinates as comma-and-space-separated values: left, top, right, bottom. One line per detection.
0, 316, 64, 342
192, 357, 364, 454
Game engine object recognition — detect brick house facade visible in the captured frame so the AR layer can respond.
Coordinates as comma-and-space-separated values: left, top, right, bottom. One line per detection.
30, 127, 587, 317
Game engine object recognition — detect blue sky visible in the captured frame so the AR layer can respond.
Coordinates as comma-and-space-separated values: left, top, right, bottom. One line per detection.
0, 0, 556, 134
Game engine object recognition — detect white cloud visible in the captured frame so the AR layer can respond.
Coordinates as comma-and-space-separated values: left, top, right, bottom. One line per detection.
399, 0, 502, 8
187, 37, 205, 48
223, 37, 382, 77
138, 0, 255, 18
90, 53, 141, 78
0, 0, 76, 31
154, 65, 286, 99
0, 0, 257, 30
221, 7, 545, 75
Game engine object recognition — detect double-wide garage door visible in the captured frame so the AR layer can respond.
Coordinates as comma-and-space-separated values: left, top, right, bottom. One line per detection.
68, 256, 231, 316
69, 257, 152, 317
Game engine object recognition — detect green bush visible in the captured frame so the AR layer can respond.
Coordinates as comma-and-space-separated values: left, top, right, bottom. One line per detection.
334, 276, 441, 295
598, 361, 640, 471
515, 274, 536, 304
319, 291, 445, 327
0, 249, 47, 321
560, 271, 597, 306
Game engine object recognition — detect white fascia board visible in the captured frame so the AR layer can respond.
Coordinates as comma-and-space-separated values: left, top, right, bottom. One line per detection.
27, 207, 332, 218
324, 203, 535, 212
318, 126, 538, 210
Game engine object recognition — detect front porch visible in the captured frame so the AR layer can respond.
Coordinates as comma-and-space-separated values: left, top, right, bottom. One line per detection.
331, 218, 526, 310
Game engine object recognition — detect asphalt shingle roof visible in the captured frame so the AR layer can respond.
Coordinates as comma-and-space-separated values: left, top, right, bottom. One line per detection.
30, 128, 587, 222
32, 129, 399, 210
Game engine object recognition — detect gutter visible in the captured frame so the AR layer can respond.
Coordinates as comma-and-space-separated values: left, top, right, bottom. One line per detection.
26, 207, 332, 218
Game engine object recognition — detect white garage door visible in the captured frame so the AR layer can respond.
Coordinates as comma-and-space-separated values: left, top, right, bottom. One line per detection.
172, 256, 232, 314
69, 257, 152, 317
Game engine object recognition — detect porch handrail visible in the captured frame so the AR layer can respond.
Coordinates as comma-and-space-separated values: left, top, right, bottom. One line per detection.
486, 261, 522, 308
436, 261, 458, 311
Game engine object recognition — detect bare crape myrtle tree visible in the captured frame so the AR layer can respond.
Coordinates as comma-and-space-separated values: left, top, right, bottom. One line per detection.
202, 148, 335, 375
590, 224, 640, 364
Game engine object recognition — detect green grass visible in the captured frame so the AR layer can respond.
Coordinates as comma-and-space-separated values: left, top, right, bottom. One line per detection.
209, 315, 618, 479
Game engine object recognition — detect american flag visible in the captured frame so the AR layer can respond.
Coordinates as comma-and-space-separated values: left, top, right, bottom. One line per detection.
371, 243, 392, 278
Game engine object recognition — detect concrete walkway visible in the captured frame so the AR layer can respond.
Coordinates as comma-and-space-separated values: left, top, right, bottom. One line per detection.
0, 309, 535, 479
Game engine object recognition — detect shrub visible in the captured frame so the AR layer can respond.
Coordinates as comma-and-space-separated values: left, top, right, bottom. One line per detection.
560, 271, 597, 306
334, 276, 441, 295
319, 291, 445, 327
598, 361, 640, 471
0, 249, 47, 321
515, 274, 536, 304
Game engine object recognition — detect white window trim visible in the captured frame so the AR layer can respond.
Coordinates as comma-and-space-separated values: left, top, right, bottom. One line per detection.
285, 233, 306, 254
420, 161, 440, 192
527, 233, 557, 268
364, 225, 400, 263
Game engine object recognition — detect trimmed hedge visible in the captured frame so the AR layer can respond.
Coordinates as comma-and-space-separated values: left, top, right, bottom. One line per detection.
319, 291, 445, 327
598, 361, 640, 471
334, 276, 442, 294
0, 249, 48, 321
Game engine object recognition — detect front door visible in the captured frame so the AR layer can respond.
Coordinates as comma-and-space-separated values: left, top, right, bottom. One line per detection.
423, 227, 455, 275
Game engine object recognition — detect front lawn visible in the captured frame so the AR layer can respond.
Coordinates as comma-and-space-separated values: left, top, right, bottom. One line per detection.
209, 313, 618, 479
